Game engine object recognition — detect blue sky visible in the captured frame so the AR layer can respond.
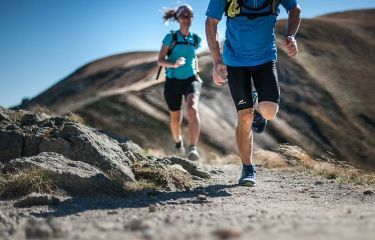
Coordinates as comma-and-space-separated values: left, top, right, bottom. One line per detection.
1, 0, 374, 108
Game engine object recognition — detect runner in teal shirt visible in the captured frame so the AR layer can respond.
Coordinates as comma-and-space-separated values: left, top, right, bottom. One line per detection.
162, 31, 201, 79
158, 4, 203, 161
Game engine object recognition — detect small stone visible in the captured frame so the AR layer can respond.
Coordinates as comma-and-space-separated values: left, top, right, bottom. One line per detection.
310, 195, 319, 199
212, 228, 242, 239
95, 222, 118, 231
25, 219, 54, 239
197, 194, 207, 201
54, 188, 68, 195
164, 215, 172, 224
142, 228, 155, 240
248, 214, 256, 219
148, 204, 157, 213
315, 181, 323, 185
0, 211, 9, 225
107, 211, 118, 215
363, 190, 373, 195
260, 210, 268, 214
47, 217, 67, 237
128, 218, 155, 231
5, 124, 19, 130
346, 209, 352, 214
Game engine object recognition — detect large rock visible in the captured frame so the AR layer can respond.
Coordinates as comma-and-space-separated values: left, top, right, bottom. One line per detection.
0, 111, 8, 122
5, 152, 117, 194
120, 140, 149, 163
22, 134, 42, 157
39, 138, 74, 159
54, 123, 135, 181
0, 129, 23, 162
160, 157, 211, 179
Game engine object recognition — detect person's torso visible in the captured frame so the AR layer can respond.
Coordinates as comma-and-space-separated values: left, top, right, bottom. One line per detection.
224, 0, 279, 66
166, 31, 198, 79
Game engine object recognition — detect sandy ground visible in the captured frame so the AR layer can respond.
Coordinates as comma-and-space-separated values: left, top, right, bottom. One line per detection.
1, 164, 374, 240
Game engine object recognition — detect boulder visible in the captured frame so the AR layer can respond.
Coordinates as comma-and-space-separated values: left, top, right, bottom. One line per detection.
55, 123, 135, 181
0, 129, 23, 162
160, 157, 211, 179
120, 140, 149, 162
22, 134, 42, 157
5, 152, 117, 194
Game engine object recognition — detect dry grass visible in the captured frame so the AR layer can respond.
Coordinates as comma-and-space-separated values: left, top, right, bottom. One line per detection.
131, 163, 192, 191
29, 104, 54, 115
272, 144, 375, 185
254, 149, 288, 168
6, 110, 27, 124
65, 112, 86, 125
0, 168, 54, 199
106, 163, 192, 193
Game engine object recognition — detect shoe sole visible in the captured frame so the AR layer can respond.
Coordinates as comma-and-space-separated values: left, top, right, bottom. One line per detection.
239, 181, 256, 187
187, 153, 200, 161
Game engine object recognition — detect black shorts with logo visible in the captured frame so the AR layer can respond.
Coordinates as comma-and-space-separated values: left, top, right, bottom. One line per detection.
164, 75, 202, 111
227, 61, 280, 111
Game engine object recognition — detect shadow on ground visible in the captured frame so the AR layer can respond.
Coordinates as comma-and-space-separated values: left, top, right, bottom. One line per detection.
31, 183, 238, 218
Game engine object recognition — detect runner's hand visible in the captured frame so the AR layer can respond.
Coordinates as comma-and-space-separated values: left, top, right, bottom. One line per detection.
174, 57, 186, 68
285, 36, 298, 57
213, 63, 228, 86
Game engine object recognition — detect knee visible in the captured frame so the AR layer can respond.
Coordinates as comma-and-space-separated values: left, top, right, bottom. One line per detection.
258, 102, 279, 120
170, 113, 182, 124
187, 106, 198, 119
237, 109, 254, 126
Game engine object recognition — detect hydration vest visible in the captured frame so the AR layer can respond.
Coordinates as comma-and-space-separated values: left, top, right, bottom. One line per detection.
225, 0, 281, 20
156, 31, 199, 80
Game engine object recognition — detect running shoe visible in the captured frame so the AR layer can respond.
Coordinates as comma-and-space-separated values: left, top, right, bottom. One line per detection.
187, 145, 200, 161
238, 164, 256, 186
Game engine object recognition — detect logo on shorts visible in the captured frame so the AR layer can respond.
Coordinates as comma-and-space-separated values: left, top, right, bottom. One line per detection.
237, 100, 246, 105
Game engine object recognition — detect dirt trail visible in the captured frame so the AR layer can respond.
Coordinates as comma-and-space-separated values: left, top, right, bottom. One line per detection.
1, 164, 374, 240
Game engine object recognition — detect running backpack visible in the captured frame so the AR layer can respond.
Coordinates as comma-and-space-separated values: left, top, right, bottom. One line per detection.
156, 30, 199, 80
225, 0, 281, 20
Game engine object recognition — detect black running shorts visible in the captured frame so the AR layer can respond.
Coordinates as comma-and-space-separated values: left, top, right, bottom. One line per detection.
164, 75, 202, 111
227, 61, 280, 111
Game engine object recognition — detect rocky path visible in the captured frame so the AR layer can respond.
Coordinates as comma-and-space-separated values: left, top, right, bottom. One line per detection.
1, 164, 374, 240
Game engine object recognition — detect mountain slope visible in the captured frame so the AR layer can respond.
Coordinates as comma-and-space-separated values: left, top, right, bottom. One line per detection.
19, 9, 375, 169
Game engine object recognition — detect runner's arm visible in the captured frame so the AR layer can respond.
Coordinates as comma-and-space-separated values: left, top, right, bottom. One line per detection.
284, 5, 301, 57
158, 44, 179, 68
285, 5, 301, 37
205, 17, 228, 85
205, 17, 223, 65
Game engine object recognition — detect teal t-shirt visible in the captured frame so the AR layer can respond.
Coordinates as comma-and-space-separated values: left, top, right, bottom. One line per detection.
162, 31, 202, 80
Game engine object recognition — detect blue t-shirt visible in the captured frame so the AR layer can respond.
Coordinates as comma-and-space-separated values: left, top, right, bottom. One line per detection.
162, 31, 202, 80
206, 0, 297, 67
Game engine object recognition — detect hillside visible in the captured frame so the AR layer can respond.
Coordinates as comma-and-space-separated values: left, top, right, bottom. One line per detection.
19, 9, 375, 169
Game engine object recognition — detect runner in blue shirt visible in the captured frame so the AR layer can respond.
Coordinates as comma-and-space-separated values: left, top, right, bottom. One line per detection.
205, 0, 301, 186
158, 4, 202, 160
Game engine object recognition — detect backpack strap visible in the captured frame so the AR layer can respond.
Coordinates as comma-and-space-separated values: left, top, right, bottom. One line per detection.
192, 33, 199, 49
167, 30, 178, 56
156, 31, 199, 80
226, 0, 281, 20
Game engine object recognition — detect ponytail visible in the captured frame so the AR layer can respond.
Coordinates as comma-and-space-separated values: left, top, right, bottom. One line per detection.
163, 8, 178, 22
